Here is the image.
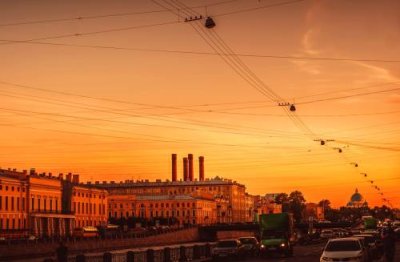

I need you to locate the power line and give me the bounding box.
[298,87,400,105]
[213,0,307,17]
[2,39,399,64]
[0,0,240,27]
[0,20,180,46]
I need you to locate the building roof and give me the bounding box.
[89,177,245,189]
[134,194,214,201]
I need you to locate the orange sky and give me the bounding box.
[0,0,399,208]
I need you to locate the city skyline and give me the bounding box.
[0,0,399,208]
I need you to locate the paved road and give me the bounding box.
[208,242,400,262]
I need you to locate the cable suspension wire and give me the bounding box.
[0,0,241,27]
[165,0,396,205]
[2,39,399,64]
[0,20,180,46]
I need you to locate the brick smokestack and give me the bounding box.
[199,156,205,181]
[183,157,188,181]
[171,154,177,182]
[66,173,72,182]
[188,154,194,181]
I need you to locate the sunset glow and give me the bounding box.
[1,0,399,208]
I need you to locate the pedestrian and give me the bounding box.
[381,223,396,262]
[56,241,68,262]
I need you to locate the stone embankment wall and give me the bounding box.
[0,228,199,261]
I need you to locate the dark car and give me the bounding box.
[239,237,259,257]
[212,239,246,260]
[355,233,384,260]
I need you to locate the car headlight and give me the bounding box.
[321,257,330,261]
[260,244,265,249]
[280,243,286,247]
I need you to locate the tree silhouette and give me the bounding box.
[288,191,306,223]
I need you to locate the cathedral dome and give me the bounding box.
[347,188,367,208]
[350,189,363,202]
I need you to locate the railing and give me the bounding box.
[59,243,216,262]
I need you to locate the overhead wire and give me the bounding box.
[164,0,397,205]
[1,39,399,64]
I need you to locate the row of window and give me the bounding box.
[0,196,26,211]
[109,202,197,209]
[0,185,26,192]
[31,197,59,212]
[75,219,104,228]
[0,217,27,230]
[110,208,197,219]
[72,202,106,215]
[73,191,106,199]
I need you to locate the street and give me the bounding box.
[207,242,400,262]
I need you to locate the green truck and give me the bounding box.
[363,216,378,229]
[259,213,295,257]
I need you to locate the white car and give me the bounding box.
[320,229,335,239]
[320,238,367,262]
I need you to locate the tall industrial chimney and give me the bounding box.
[188,154,194,181]
[171,154,177,182]
[183,157,189,181]
[199,156,205,181]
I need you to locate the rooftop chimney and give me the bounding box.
[171,154,177,182]
[72,174,79,184]
[188,154,194,181]
[66,173,72,182]
[183,157,189,181]
[199,156,205,181]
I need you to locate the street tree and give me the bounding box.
[288,190,306,223]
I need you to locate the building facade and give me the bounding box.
[108,192,217,226]
[62,174,108,229]
[0,168,108,239]
[0,170,28,238]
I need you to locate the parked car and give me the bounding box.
[354,234,383,260]
[212,239,246,260]
[353,236,372,262]
[320,229,335,239]
[239,236,259,257]
[320,238,367,262]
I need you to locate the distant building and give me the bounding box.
[92,154,249,223]
[0,168,108,239]
[108,191,217,225]
[62,174,108,229]
[254,194,282,218]
[346,188,368,208]
[303,203,324,221]
[0,168,74,239]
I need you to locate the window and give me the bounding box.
[5,196,8,210]
[50,199,53,211]
[22,198,25,211]
[44,199,47,211]
[11,186,14,191]
[16,197,19,211]
[38,198,41,211]
[0,196,2,210]
[31,198,34,211]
